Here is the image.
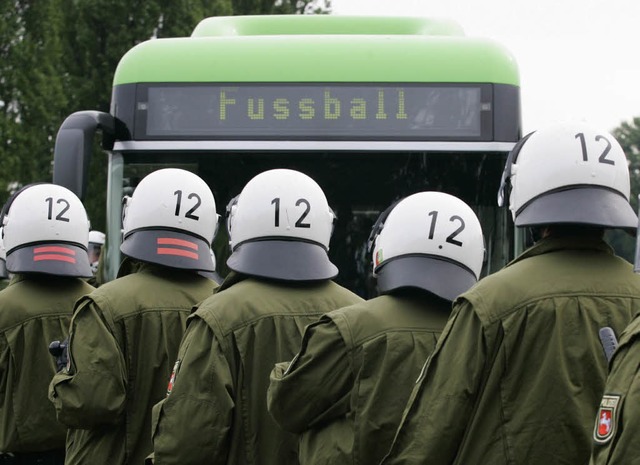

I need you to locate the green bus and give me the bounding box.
[52,15,522,297]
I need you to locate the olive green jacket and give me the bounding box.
[149,272,363,465]
[0,274,94,453]
[268,291,451,465]
[48,263,216,465]
[382,236,640,465]
[590,315,640,465]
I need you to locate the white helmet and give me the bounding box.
[121,169,218,271]
[226,169,337,281]
[369,192,484,301]
[0,228,7,279]
[0,183,92,277]
[88,230,105,274]
[89,230,105,246]
[498,122,636,232]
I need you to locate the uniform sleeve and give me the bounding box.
[382,301,496,465]
[151,316,235,465]
[267,316,353,433]
[589,335,640,465]
[48,296,127,428]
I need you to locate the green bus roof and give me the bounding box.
[192,15,465,37]
[113,16,519,86]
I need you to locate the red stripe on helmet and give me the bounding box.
[34,254,77,263]
[34,246,76,256]
[157,238,198,250]
[157,248,199,260]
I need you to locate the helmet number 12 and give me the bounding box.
[173,190,201,220]
[45,197,70,222]
[575,133,614,165]
[271,197,311,229]
[427,210,465,246]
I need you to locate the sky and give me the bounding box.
[331,0,640,133]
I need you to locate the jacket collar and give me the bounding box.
[217,271,248,292]
[508,236,614,268]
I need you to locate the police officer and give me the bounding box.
[149,169,363,465]
[589,315,640,464]
[381,122,640,465]
[86,230,105,287]
[267,192,485,465]
[49,169,219,465]
[88,230,105,272]
[0,184,95,464]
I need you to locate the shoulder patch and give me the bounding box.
[593,394,621,444]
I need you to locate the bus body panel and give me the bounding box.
[191,15,465,37]
[113,36,519,86]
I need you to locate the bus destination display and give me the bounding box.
[139,84,490,140]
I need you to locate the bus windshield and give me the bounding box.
[116,149,510,297]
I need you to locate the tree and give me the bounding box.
[605,117,640,262]
[613,117,640,208]
[0,0,70,206]
[232,0,330,14]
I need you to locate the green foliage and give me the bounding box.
[0,1,70,205]
[613,117,640,208]
[232,0,330,15]
[605,117,640,262]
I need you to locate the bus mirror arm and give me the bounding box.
[53,111,116,200]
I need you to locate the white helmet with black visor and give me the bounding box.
[368,191,484,300]
[497,122,637,232]
[1,183,92,277]
[120,168,218,272]
[226,169,337,281]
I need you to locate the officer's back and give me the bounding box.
[382,122,640,465]
[49,169,219,465]
[0,184,95,465]
[268,192,486,465]
[150,169,363,465]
